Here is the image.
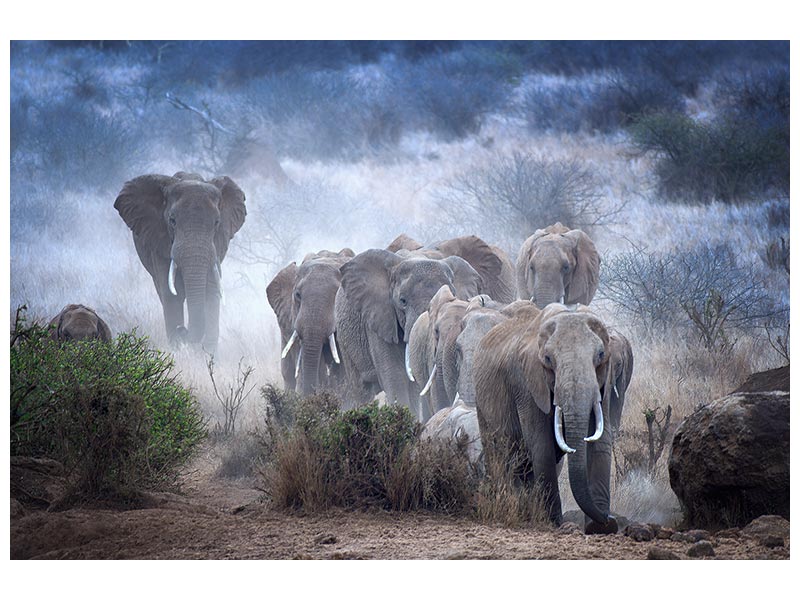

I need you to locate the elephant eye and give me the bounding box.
[543,354,552,367]
[294,291,301,302]
[214,218,220,229]
[561,263,570,273]
[168,215,176,227]
[598,350,605,362]
[399,297,407,308]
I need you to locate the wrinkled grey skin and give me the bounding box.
[474,303,633,533]
[408,286,468,421]
[516,223,600,308]
[266,249,354,395]
[48,304,112,342]
[387,234,517,304]
[334,249,481,417]
[115,172,246,355]
[453,304,509,407]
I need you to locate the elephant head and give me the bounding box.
[516,223,599,307]
[475,303,631,530]
[339,249,481,348]
[266,249,354,395]
[414,285,469,416]
[430,235,517,304]
[454,306,508,407]
[48,304,112,342]
[114,172,246,353]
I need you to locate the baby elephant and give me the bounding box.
[48,304,112,342]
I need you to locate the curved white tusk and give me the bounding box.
[584,390,604,442]
[168,259,178,296]
[214,263,225,306]
[329,332,340,364]
[405,343,415,382]
[554,405,576,454]
[419,364,437,396]
[613,384,619,398]
[559,295,565,304]
[281,330,298,359]
[295,350,302,379]
[452,391,461,407]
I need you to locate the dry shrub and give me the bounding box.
[386,438,473,513]
[473,450,550,528]
[215,431,265,480]
[263,432,334,511]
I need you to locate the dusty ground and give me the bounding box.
[10,447,790,560]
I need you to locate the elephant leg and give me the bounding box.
[161,292,186,345]
[202,287,220,356]
[281,350,297,392]
[584,410,617,534]
[529,412,562,525]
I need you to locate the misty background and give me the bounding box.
[10,40,790,523]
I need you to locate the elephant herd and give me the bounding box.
[267,221,634,534]
[47,171,634,534]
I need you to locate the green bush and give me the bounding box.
[629,109,789,203]
[10,308,206,498]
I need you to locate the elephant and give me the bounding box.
[408,286,470,420]
[516,222,600,307]
[421,397,484,468]
[48,304,112,342]
[386,234,517,304]
[474,302,633,533]
[334,248,482,417]
[114,172,246,354]
[266,248,354,395]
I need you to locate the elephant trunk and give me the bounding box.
[558,380,608,526]
[299,337,323,396]
[183,264,210,344]
[532,273,566,308]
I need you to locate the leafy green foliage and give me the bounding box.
[261,389,475,514]
[10,307,206,497]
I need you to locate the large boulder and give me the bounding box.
[668,391,789,527]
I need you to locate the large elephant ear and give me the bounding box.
[434,235,502,295]
[210,176,247,261]
[564,229,600,305]
[266,262,298,336]
[443,256,481,300]
[47,306,69,340]
[519,308,559,414]
[114,174,176,259]
[340,249,404,344]
[516,234,537,299]
[606,330,634,430]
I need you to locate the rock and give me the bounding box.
[313,533,337,545]
[687,541,716,558]
[585,516,618,535]
[761,535,784,548]
[557,522,582,535]
[648,547,680,560]
[656,527,676,540]
[715,528,741,539]
[624,523,654,542]
[732,365,789,394]
[741,515,790,540]
[10,498,26,520]
[669,391,789,527]
[444,550,468,559]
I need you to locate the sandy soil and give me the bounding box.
[10,449,789,560]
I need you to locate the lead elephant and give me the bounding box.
[48,304,112,342]
[474,303,633,533]
[334,249,482,416]
[266,248,354,395]
[516,223,600,307]
[114,172,246,354]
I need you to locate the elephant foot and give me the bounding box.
[585,515,618,535]
[170,326,189,347]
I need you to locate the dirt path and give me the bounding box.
[10,449,790,560]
